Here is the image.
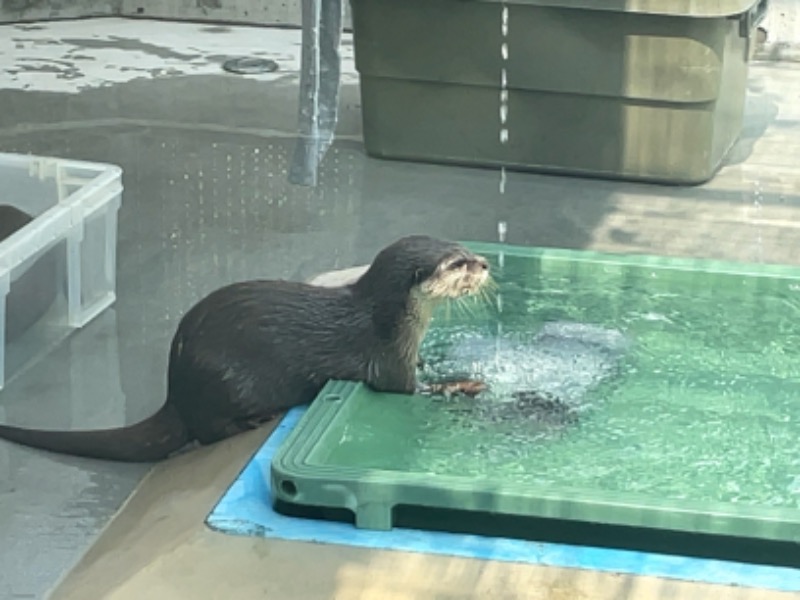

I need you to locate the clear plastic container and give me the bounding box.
[0,152,123,389]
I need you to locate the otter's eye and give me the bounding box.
[448,259,468,270]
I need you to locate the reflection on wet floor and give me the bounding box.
[2,18,800,600]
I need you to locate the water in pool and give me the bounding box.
[312,250,800,510]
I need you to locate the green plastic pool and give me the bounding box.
[271,242,800,546]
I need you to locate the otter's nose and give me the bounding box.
[472,256,490,272]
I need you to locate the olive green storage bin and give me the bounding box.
[350,0,767,185]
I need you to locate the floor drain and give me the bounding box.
[222,57,279,75]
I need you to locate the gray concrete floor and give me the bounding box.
[1,17,800,600]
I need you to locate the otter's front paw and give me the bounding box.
[453,380,488,397]
[426,380,487,398]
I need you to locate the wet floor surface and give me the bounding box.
[1,17,800,600]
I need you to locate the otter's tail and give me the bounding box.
[0,404,189,462]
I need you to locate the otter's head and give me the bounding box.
[414,241,490,301]
[356,235,489,304]
[354,236,490,389]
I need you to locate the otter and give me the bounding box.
[0,235,490,462]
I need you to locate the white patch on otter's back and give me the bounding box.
[307,265,369,287]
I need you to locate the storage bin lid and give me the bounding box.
[487,0,762,18]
